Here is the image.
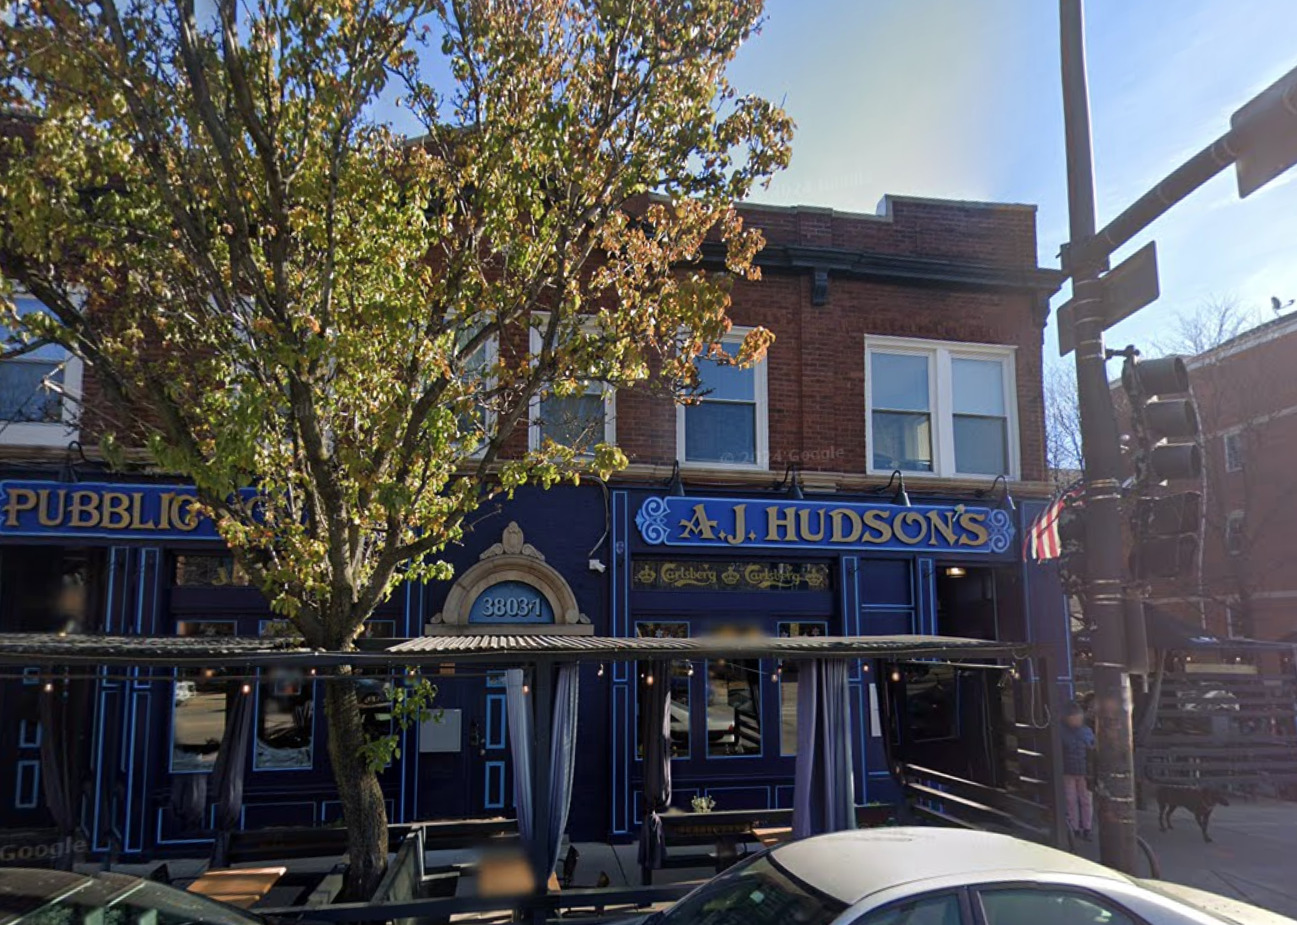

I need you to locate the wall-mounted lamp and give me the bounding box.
[977,474,1016,512]
[877,469,911,507]
[777,463,805,500]
[666,461,685,498]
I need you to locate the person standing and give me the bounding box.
[1061,701,1096,840]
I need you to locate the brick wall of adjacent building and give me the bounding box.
[1133,314,1297,642]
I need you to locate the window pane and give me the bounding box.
[697,342,755,402]
[863,894,963,925]
[172,621,236,772]
[871,352,930,412]
[953,415,1008,475]
[872,410,933,472]
[0,361,63,422]
[636,623,690,759]
[10,296,70,361]
[685,401,756,464]
[979,889,1135,925]
[707,659,760,756]
[952,357,1006,416]
[256,671,314,770]
[539,392,605,448]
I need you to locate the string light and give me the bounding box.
[43,682,53,693]
[687,663,695,677]
[523,684,530,694]
[597,663,605,677]
[890,670,901,683]
[241,683,252,694]
[645,674,655,686]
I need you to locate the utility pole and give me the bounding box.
[1056,0,1297,874]
[1058,0,1138,873]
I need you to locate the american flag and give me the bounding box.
[1026,480,1085,562]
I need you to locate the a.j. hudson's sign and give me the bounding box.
[634,495,1015,555]
[0,481,222,541]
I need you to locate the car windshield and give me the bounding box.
[655,853,847,925]
[6,872,262,925]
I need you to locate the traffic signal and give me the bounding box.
[1121,354,1202,581]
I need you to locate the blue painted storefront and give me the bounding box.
[0,473,1069,853]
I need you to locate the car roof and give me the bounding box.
[769,828,1129,904]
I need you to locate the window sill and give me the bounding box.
[679,460,768,473]
[0,422,79,448]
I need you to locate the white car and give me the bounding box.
[636,827,1295,925]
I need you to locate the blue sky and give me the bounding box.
[723,0,1297,362]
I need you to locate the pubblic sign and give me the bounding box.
[0,481,221,541]
[635,496,1014,555]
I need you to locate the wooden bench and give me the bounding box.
[187,866,286,909]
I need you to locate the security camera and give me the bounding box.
[588,558,606,573]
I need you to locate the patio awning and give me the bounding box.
[0,632,1030,671]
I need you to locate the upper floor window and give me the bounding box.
[1223,430,1244,473]
[455,325,496,458]
[1225,510,1245,556]
[866,336,1018,479]
[528,321,614,454]
[0,294,83,447]
[677,328,768,469]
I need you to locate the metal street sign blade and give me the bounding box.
[1056,242,1157,357]
[1057,299,1076,357]
[1100,241,1160,330]
[1233,63,1297,199]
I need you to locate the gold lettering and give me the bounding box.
[861,508,894,544]
[894,511,927,545]
[765,506,798,542]
[727,504,748,545]
[159,493,173,531]
[171,496,199,532]
[130,493,156,530]
[958,511,990,546]
[36,489,65,527]
[927,510,959,547]
[4,488,38,527]
[68,491,101,528]
[679,504,719,541]
[101,492,132,530]
[797,508,826,541]
[829,509,862,543]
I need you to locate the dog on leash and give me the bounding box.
[1157,785,1230,843]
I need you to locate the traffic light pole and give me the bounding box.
[1059,0,1139,873]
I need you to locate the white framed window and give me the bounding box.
[455,326,497,458]
[0,294,82,447]
[1223,430,1244,473]
[1225,510,1245,556]
[865,336,1018,479]
[527,319,615,454]
[676,327,768,469]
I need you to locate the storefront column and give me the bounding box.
[610,491,632,836]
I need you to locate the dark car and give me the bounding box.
[0,868,266,925]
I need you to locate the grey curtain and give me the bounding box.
[505,669,534,844]
[543,664,580,877]
[210,681,254,867]
[793,659,856,839]
[38,678,93,870]
[637,659,672,871]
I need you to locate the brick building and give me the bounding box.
[0,194,1068,854]
[1140,311,1297,643]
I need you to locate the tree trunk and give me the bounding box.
[324,669,389,900]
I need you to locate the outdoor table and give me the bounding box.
[186,866,287,908]
[751,826,793,848]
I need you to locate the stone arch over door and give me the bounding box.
[431,522,591,632]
